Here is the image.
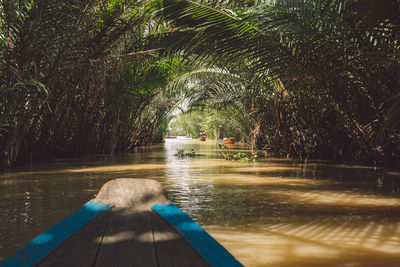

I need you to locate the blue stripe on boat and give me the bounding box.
[152,204,243,267]
[0,201,112,267]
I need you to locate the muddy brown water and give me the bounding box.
[1,138,400,266]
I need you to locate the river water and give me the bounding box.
[1,138,400,266]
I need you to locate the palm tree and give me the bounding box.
[166,65,276,148]
[0,0,184,169]
[152,0,400,165]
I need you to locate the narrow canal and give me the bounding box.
[1,138,400,266]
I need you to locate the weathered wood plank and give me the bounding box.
[150,212,209,267]
[37,210,111,267]
[152,204,243,267]
[0,201,111,267]
[94,208,157,267]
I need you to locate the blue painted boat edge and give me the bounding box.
[0,200,112,267]
[152,204,243,267]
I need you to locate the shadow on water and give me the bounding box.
[0,139,400,266]
[1,188,212,267]
[5,193,400,267]
[207,217,400,267]
[5,185,400,267]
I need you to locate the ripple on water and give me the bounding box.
[0,139,399,265]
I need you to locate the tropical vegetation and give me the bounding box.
[154,0,400,167]
[0,0,183,169]
[1,0,399,169]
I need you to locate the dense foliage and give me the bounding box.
[0,0,399,169]
[168,108,245,140]
[0,0,183,169]
[153,0,400,167]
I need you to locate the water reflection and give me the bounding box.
[0,138,399,266]
[164,138,215,214]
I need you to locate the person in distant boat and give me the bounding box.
[199,132,206,141]
[219,125,224,140]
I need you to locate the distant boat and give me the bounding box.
[225,138,235,144]
[166,136,177,139]
[218,137,235,144]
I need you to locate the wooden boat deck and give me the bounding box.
[36,207,209,267]
[1,179,242,267]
